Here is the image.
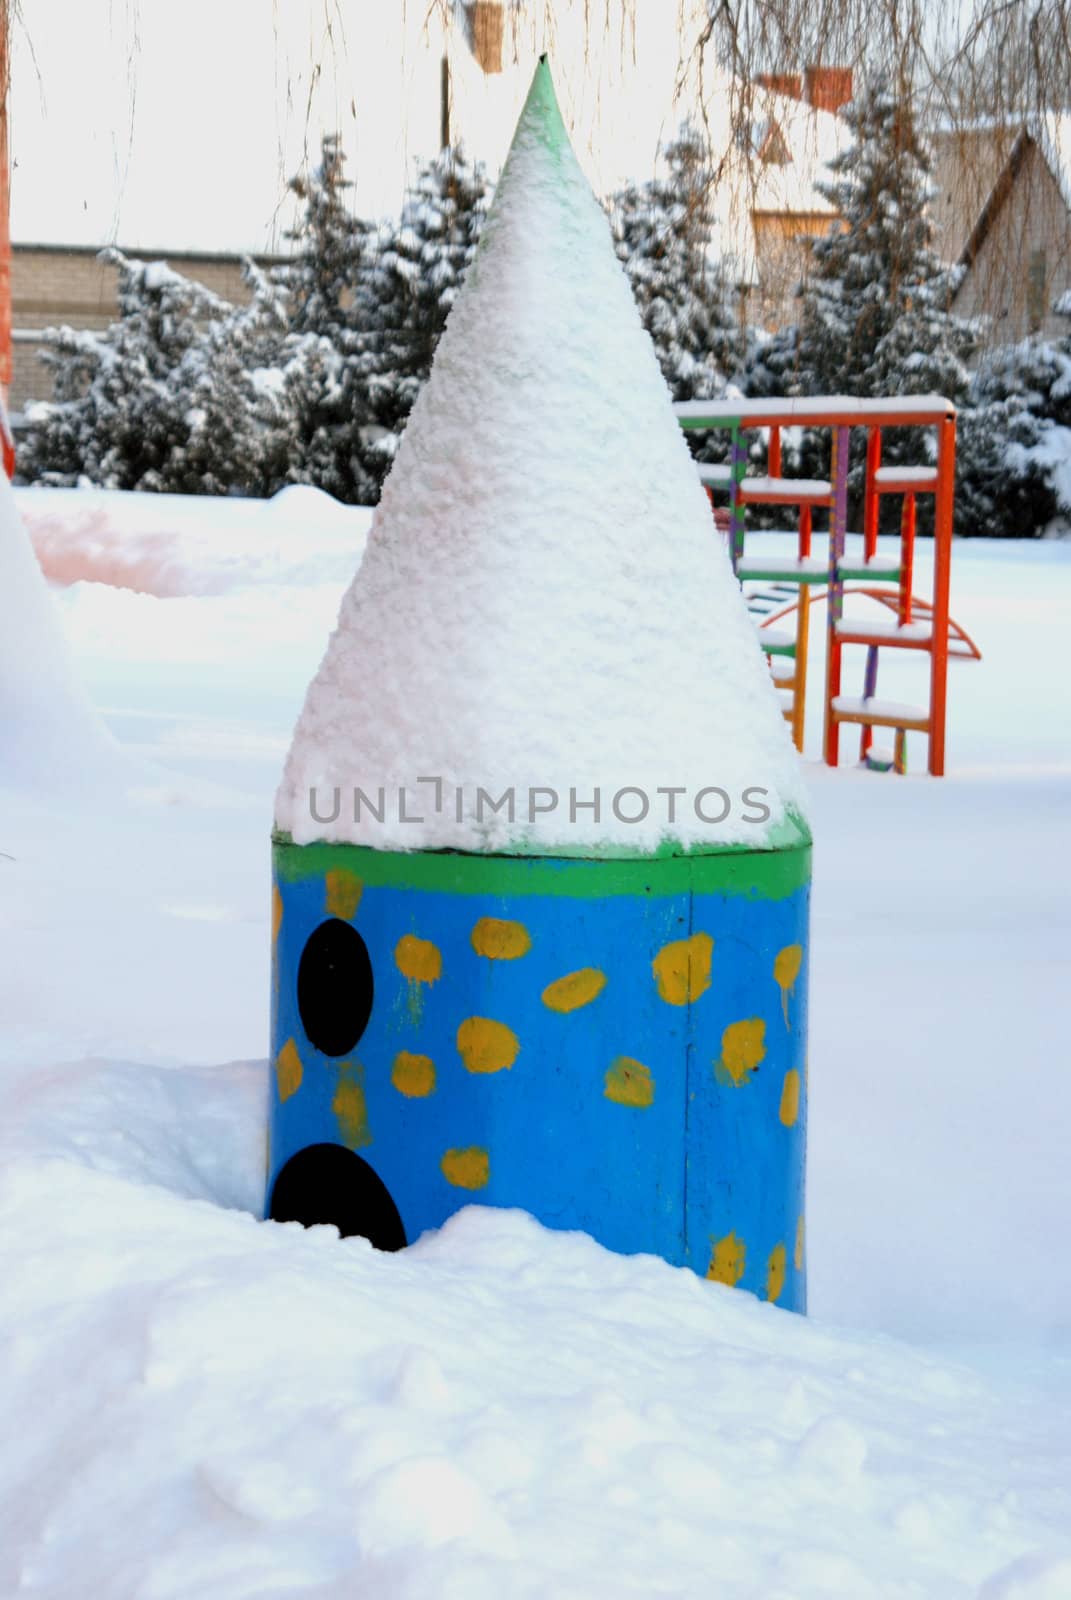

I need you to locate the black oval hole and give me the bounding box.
[269,1143,407,1251]
[297,917,373,1057]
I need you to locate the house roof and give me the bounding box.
[955,127,1033,269]
[932,113,1071,272]
[691,77,850,286]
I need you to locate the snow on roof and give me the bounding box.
[673,71,851,288]
[275,60,804,857]
[948,109,1071,221]
[1036,110,1071,219]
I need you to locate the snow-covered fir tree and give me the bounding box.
[19,251,291,495]
[169,260,293,497]
[18,138,488,505]
[364,146,491,473]
[956,335,1071,536]
[797,73,973,407]
[17,324,110,487]
[611,125,740,404]
[747,74,975,515]
[276,134,383,505]
[743,322,800,401]
[19,252,230,490]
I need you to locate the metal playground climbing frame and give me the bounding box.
[675,395,980,777]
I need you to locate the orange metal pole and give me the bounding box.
[0,0,10,398]
[928,416,956,777]
[900,493,916,625]
[792,586,809,753]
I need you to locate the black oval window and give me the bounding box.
[269,1143,406,1251]
[297,918,373,1057]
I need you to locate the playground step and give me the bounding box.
[696,463,735,489]
[835,617,934,649]
[864,744,898,769]
[739,476,832,505]
[831,695,930,732]
[836,555,901,580]
[874,465,939,492]
[738,556,827,582]
[745,585,799,615]
[759,629,796,657]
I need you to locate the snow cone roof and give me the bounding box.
[275,59,805,856]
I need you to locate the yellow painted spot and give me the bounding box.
[325,868,363,921]
[706,1231,746,1287]
[394,934,442,984]
[779,1068,801,1127]
[456,1016,519,1075]
[271,884,283,946]
[333,1071,372,1149]
[774,943,803,1027]
[653,931,713,1006]
[766,1242,787,1304]
[542,967,607,1013]
[604,1056,655,1108]
[441,1147,490,1190]
[714,1018,767,1087]
[794,1215,805,1273]
[392,1051,436,1098]
[471,917,531,960]
[274,1038,303,1103]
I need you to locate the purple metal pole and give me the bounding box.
[728,427,748,574]
[823,424,851,767]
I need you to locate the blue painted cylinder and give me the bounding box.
[268,829,810,1310]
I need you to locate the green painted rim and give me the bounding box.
[275,806,809,862]
[679,414,742,432]
[273,834,811,901]
[739,568,829,586]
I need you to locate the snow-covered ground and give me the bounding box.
[2,487,1070,1597]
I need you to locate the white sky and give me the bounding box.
[10,1,707,255]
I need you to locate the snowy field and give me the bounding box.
[2,486,1070,1597]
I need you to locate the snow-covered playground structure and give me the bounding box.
[268,60,811,1308]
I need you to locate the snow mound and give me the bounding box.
[18,484,370,599]
[276,60,803,854]
[0,474,127,795]
[0,1052,1066,1598]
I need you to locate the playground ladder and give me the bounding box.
[680,398,965,776]
[825,414,958,774]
